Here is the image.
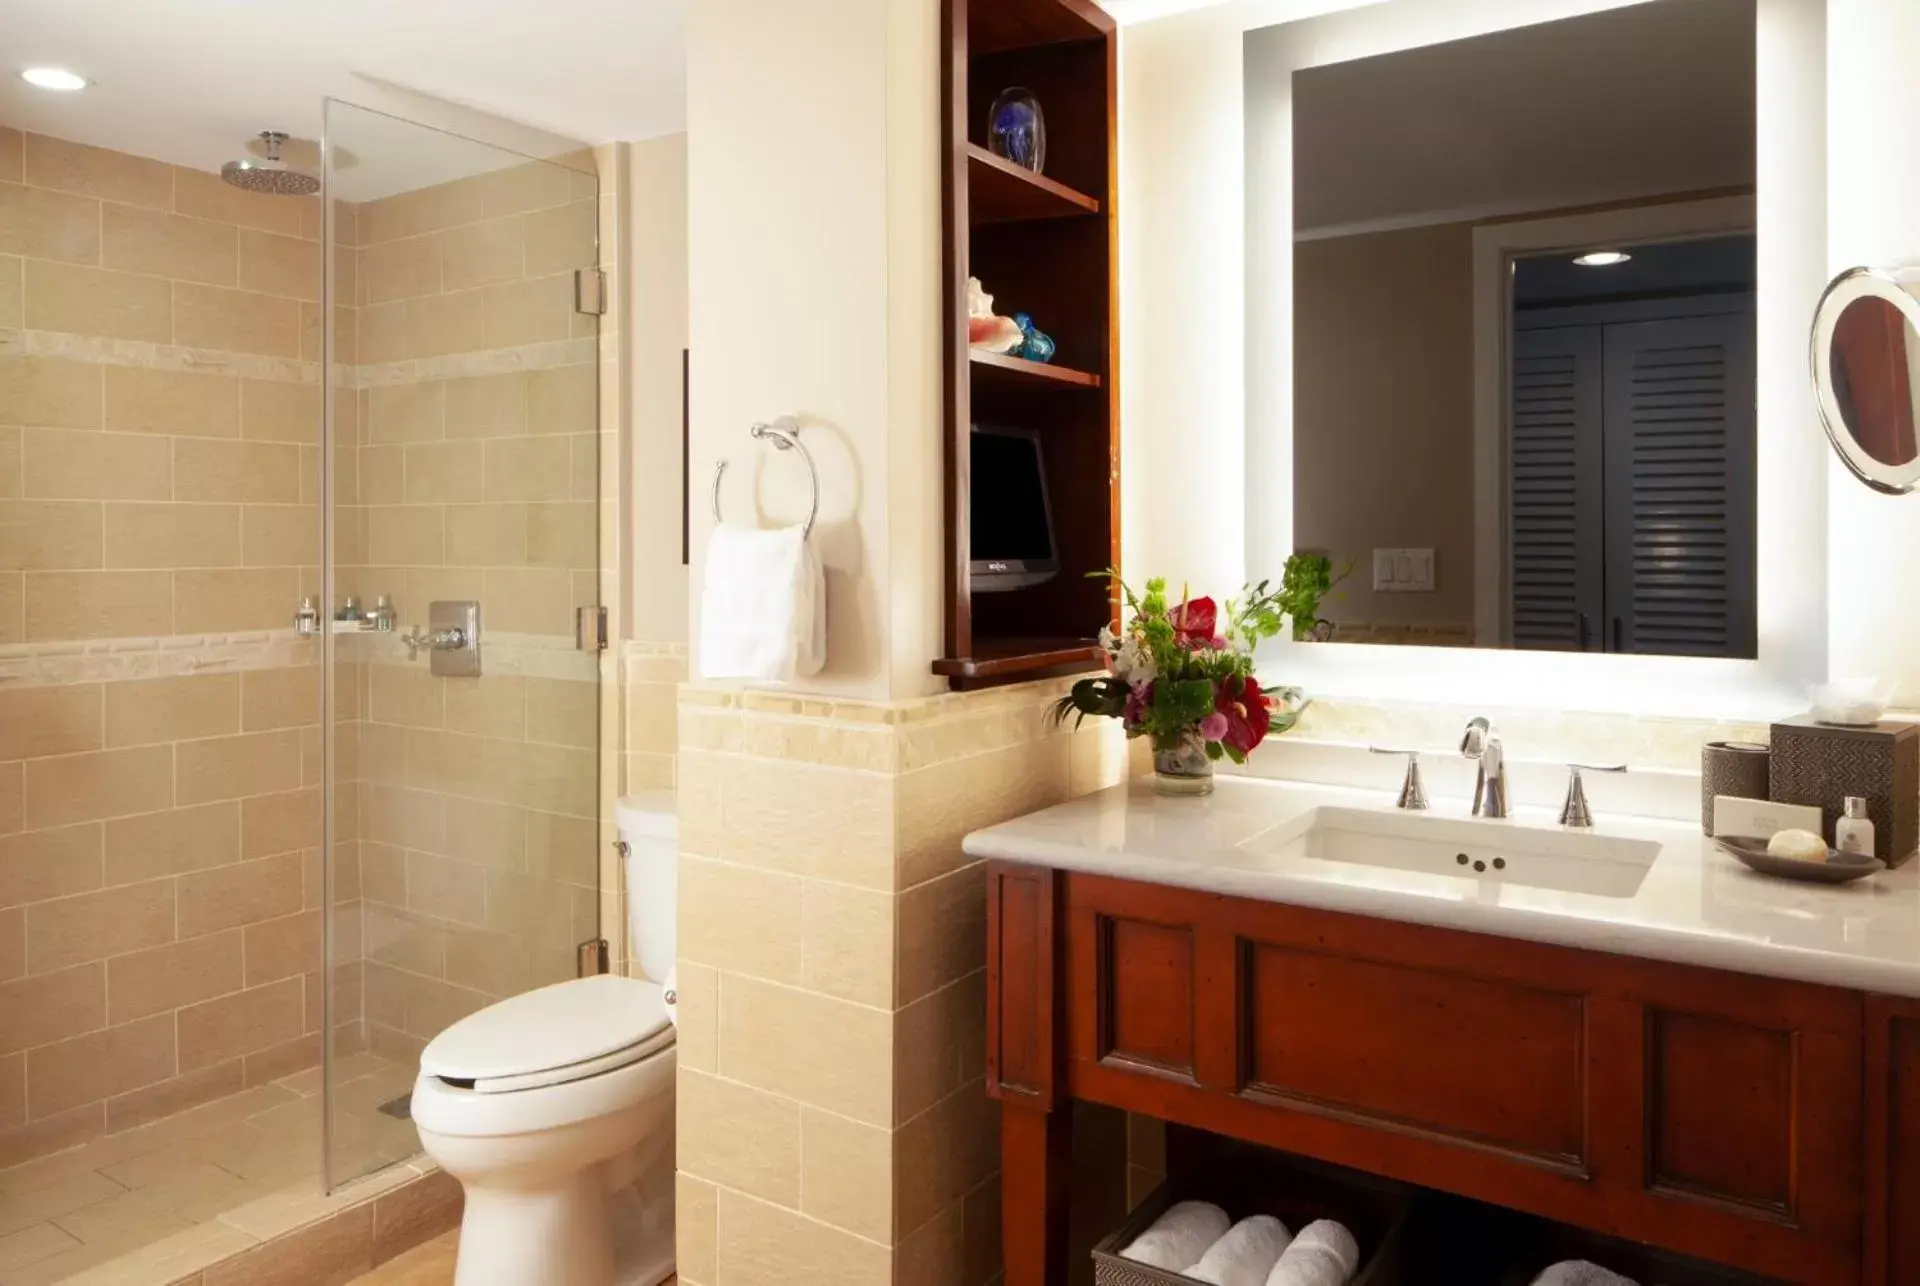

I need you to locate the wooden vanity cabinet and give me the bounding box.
[986,862,1920,1286]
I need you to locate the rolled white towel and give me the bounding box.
[1120,1200,1232,1272]
[1263,1219,1359,1286]
[1190,1215,1293,1286]
[1530,1262,1639,1286]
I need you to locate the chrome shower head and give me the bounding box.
[221,131,319,197]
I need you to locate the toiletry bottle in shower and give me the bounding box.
[1836,796,1875,857]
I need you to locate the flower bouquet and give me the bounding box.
[1049,573,1306,795]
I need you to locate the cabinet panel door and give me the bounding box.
[1868,994,1920,1286]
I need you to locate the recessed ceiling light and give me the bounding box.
[1574,250,1632,268]
[21,67,88,92]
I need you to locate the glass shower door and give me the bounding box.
[320,100,603,1187]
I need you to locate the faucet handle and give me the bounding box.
[1559,762,1627,829]
[1369,747,1429,811]
[1460,717,1494,759]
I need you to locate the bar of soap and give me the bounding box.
[1766,828,1829,862]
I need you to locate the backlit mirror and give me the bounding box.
[1276,0,1759,658]
[1812,266,1920,495]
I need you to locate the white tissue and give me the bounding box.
[1263,1219,1359,1286]
[1530,1261,1640,1286]
[1120,1201,1231,1272]
[1189,1215,1293,1286]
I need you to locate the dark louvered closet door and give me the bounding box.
[1601,310,1757,657]
[1509,326,1606,650]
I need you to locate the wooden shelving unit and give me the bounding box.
[936,0,1119,689]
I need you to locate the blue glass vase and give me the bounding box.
[988,88,1046,174]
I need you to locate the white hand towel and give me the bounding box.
[1190,1215,1293,1286]
[698,522,826,682]
[1263,1219,1359,1286]
[1120,1200,1231,1272]
[1530,1262,1639,1286]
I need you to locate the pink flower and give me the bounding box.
[1172,597,1217,647]
[1198,712,1229,742]
[1123,682,1153,728]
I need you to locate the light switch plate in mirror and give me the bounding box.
[429,599,481,677]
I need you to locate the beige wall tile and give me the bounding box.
[26,878,174,972]
[524,202,597,278]
[526,365,597,436]
[480,274,571,349]
[0,182,101,264]
[240,790,317,861]
[367,505,445,565]
[105,801,239,884]
[0,962,104,1056]
[0,823,103,909]
[482,567,573,635]
[365,904,447,977]
[715,1186,891,1286]
[361,179,486,246]
[242,667,319,731]
[238,230,319,301]
[524,810,595,886]
[0,764,20,836]
[483,436,572,502]
[0,256,20,330]
[514,741,595,816]
[445,503,527,566]
[23,428,169,501]
[173,438,300,503]
[0,429,15,500]
[104,675,239,748]
[0,1100,105,1167]
[176,853,302,939]
[1,498,103,570]
[441,217,523,290]
[361,234,442,304]
[719,974,892,1126]
[525,501,595,569]
[369,382,445,444]
[23,745,173,828]
[894,1081,999,1241]
[358,444,403,505]
[895,1202,964,1286]
[802,1106,894,1243]
[802,882,895,1009]
[370,1170,463,1265]
[0,908,18,982]
[405,851,487,926]
[676,1173,718,1285]
[177,976,303,1071]
[199,1193,373,1286]
[243,910,320,986]
[0,358,100,431]
[441,674,522,739]
[26,135,171,208]
[444,374,526,439]
[242,504,318,567]
[173,167,309,238]
[672,963,718,1074]
[24,1013,174,1120]
[897,739,1071,890]
[442,923,530,995]
[443,799,523,872]
[626,682,678,756]
[896,863,985,1007]
[524,677,596,748]
[101,204,237,285]
[104,1054,243,1133]
[239,379,318,444]
[679,1071,804,1212]
[174,282,300,357]
[104,366,240,438]
[368,665,444,731]
[678,857,803,984]
[0,129,20,184]
[359,300,408,364]
[176,729,301,806]
[25,261,172,342]
[476,160,574,219]
[408,291,487,359]
[404,441,483,503]
[105,929,242,1024]
[0,573,23,645]
[710,756,895,890]
[174,567,300,633]
[894,972,987,1128]
[0,683,101,762]
[102,501,241,569]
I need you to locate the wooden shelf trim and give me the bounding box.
[932,639,1105,682]
[969,349,1102,389]
[967,144,1100,223]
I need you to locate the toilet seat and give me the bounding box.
[421,974,674,1094]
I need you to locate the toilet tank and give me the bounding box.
[615,791,677,984]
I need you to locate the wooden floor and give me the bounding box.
[347,1232,676,1285]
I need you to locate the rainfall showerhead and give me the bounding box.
[221,131,320,197]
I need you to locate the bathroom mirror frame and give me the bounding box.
[1229,0,1830,719]
[1810,264,1920,495]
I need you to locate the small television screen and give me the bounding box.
[970,424,1059,592]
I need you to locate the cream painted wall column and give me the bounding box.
[686,0,943,702]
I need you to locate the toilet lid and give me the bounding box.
[420,975,672,1087]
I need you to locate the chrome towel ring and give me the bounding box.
[710,417,819,539]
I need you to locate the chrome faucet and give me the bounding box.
[1461,717,1510,819]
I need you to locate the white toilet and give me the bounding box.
[412,792,679,1286]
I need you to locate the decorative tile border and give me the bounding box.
[0,630,317,687]
[347,627,596,682]
[345,336,598,389]
[0,328,316,385]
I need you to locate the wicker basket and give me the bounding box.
[1091,1155,1410,1286]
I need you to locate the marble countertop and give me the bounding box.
[962,775,1920,998]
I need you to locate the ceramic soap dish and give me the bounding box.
[1715,835,1885,885]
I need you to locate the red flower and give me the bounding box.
[1172,597,1217,647]
[1215,675,1273,753]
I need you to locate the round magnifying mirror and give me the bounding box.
[1811,266,1920,494]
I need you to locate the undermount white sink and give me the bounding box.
[1240,805,1662,898]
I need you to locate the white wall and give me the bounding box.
[626,133,690,645]
[685,0,943,701]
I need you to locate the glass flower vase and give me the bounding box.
[1152,729,1214,797]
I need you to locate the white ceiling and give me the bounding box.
[0,0,685,189]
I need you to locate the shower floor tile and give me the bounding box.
[0,1054,422,1285]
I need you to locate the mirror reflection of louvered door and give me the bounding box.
[1509,299,1756,657]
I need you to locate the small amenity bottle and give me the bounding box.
[1836,796,1876,857]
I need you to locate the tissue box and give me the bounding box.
[1768,715,1918,866]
